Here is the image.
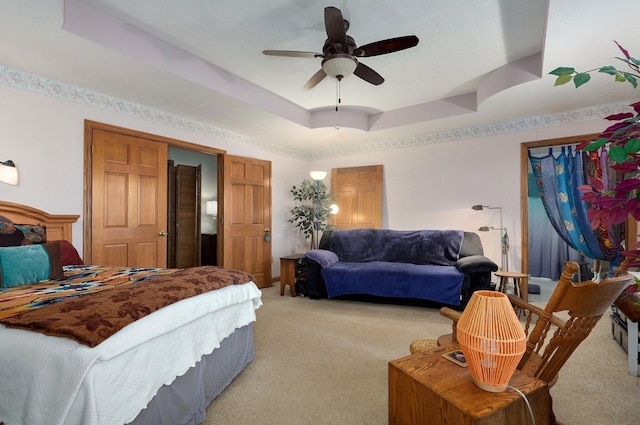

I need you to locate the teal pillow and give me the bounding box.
[0,242,64,288]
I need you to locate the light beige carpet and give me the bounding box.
[205,286,640,425]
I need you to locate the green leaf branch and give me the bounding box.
[550,41,640,88]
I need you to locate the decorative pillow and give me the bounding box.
[57,239,84,266]
[0,222,47,247]
[304,249,339,269]
[0,241,64,288]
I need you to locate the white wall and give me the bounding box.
[0,81,613,277]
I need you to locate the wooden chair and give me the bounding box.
[413,261,634,424]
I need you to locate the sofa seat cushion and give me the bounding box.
[321,261,465,306]
[329,229,463,265]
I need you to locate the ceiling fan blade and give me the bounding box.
[262,50,322,58]
[304,68,327,89]
[353,35,419,57]
[324,6,346,46]
[354,62,384,85]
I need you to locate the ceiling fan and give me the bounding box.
[262,6,419,89]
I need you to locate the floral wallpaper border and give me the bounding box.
[0,65,632,161]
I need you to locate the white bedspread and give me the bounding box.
[0,281,262,425]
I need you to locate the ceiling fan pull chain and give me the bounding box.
[335,79,341,130]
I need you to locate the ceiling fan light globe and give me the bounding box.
[322,54,357,79]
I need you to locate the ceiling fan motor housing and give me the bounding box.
[321,35,358,79]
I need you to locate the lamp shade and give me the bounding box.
[321,54,357,79]
[456,290,526,392]
[205,200,218,216]
[309,171,327,181]
[0,160,18,186]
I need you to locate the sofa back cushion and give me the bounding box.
[329,229,463,266]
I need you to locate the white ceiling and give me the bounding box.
[1,0,639,158]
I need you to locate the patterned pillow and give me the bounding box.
[0,241,64,288]
[0,222,47,246]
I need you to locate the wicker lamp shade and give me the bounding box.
[457,290,526,392]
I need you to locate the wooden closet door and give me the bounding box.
[90,128,168,267]
[331,165,383,229]
[174,164,201,268]
[222,155,272,288]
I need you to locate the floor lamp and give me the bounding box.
[473,205,509,271]
[478,226,509,271]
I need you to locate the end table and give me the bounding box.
[495,271,529,303]
[280,254,305,296]
[389,345,549,425]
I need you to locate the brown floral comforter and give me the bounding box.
[0,265,254,347]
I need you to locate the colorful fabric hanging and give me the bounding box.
[529,146,623,262]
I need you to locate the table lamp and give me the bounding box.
[456,290,526,392]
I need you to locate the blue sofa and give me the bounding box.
[302,228,498,307]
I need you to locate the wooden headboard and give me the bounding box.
[0,201,79,242]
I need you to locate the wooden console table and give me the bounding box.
[389,345,549,425]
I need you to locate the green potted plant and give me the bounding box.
[288,178,335,250]
[549,41,640,290]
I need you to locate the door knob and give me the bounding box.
[158,231,169,236]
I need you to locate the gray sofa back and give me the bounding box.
[459,231,484,257]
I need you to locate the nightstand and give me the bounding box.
[201,233,217,266]
[280,254,306,296]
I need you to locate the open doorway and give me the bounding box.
[520,134,636,282]
[168,147,218,267]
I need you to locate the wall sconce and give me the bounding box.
[329,203,339,227]
[473,204,508,271]
[206,200,218,233]
[310,171,327,249]
[0,160,18,186]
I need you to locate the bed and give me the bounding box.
[0,201,262,425]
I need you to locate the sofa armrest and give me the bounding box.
[304,249,339,269]
[300,256,329,299]
[456,255,498,274]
